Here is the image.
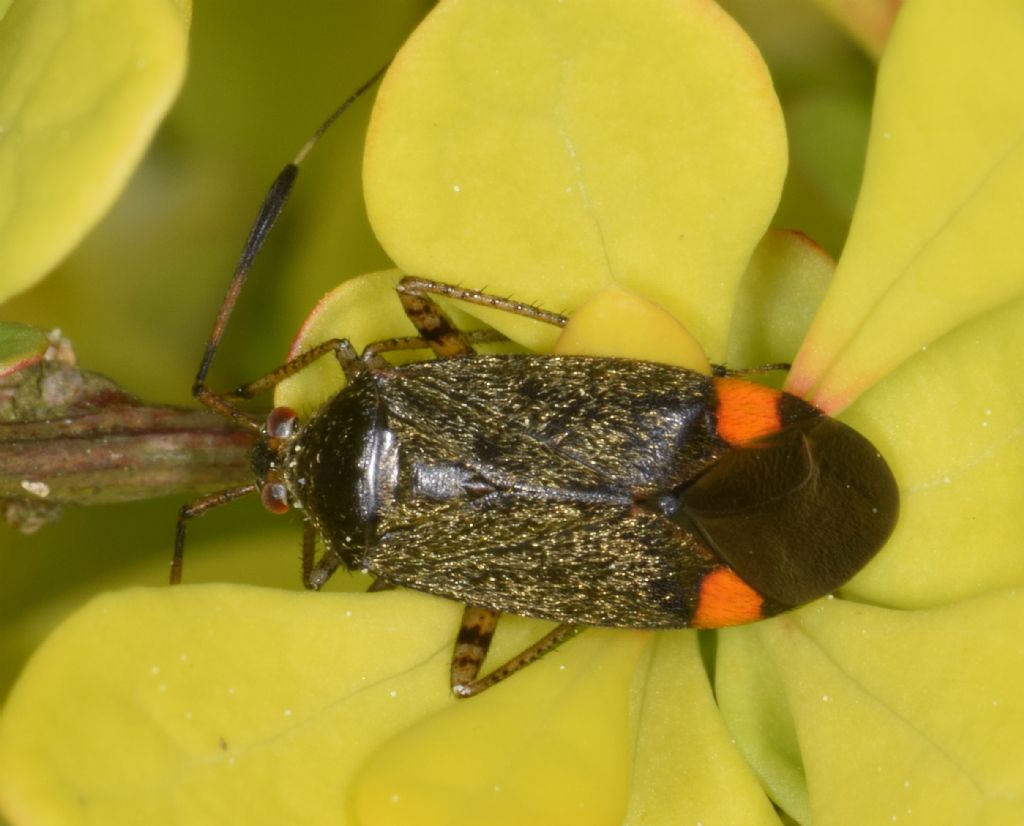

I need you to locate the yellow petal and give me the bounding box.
[758,594,1024,824]
[624,632,782,826]
[274,269,517,414]
[839,295,1024,608]
[275,270,408,414]
[716,625,810,822]
[554,285,711,374]
[726,229,835,370]
[0,0,189,302]
[0,587,456,824]
[788,0,1024,412]
[0,586,649,824]
[353,628,648,826]
[364,0,786,359]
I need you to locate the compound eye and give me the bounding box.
[266,406,298,439]
[260,482,289,515]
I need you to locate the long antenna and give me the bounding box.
[190,64,390,427]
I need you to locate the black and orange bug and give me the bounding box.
[174,69,899,698]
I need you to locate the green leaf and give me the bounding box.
[0,0,190,303]
[803,0,899,59]
[0,321,49,377]
[788,0,1024,413]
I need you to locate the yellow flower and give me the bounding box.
[2,1,1023,824]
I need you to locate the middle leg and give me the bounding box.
[396,276,568,359]
[450,605,584,698]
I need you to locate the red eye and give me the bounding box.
[266,406,298,439]
[260,482,289,514]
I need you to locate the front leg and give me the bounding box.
[301,522,345,590]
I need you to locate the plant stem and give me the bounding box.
[1,360,254,533]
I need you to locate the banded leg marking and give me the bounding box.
[450,607,584,698]
[451,605,500,694]
[396,276,568,360]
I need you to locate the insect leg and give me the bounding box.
[362,328,508,360]
[301,522,316,587]
[392,282,477,357]
[450,605,501,694]
[232,328,508,398]
[298,522,356,591]
[712,362,792,377]
[232,338,361,399]
[304,544,344,590]
[171,68,387,579]
[396,277,568,358]
[172,484,258,584]
[452,615,583,698]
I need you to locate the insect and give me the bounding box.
[174,70,900,698]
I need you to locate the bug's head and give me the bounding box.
[251,405,301,515]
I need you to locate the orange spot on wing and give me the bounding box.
[714,377,782,445]
[692,567,764,629]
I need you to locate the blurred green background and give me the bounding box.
[0,0,874,699]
